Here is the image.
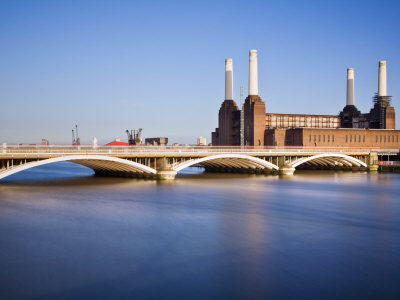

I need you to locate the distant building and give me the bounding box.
[41,139,49,146]
[145,137,168,146]
[197,136,207,145]
[212,51,398,148]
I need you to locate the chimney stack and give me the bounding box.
[346,68,355,106]
[378,60,387,97]
[249,50,258,95]
[225,59,233,100]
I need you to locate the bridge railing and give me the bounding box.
[0,144,392,156]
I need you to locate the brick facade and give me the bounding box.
[266,113,340,129]
[212,100,240,145]
[266,128,400,148]
[244,95,266,146]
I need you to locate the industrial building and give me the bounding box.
[145,137,168,146]
[212,51,398,147]
[197,136,207,145]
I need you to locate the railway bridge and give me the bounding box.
[0,145,390,180]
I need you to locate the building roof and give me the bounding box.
[106,140,130,146]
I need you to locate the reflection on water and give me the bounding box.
[0,162,400,299]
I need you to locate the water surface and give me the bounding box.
[0,163,399,299]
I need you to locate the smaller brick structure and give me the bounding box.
[265,128,400,148]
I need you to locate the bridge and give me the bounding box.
[0,144,389,180]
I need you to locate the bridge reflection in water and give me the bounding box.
[0,145,386,180]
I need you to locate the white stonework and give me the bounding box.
[249,50,258,95]
[346,68,355,106]
[225,58,234,100]
[378,60,387,96]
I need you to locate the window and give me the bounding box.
[350,135,352,142]
[323,135,325,142]
[363,136,365,143]
[346,135,348,143]
[380,136,382,143]
[318,135,321,142]
[332,135,335,142]
[309,135,311,142]
[359,135,361,142]
[384,136,386,143]
[314,135,316,142]
[376,136,378,142]
[328,135,330,142]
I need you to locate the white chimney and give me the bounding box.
[346,68,354,106]
[92,137,98,149]
[378,60,387,97]
[249,50,258,95]
[225,58,233,100]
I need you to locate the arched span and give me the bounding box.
[289,153,367,168]
[173,154,279,172]
[0,155,156,180]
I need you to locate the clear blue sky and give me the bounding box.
[1,0,399,144]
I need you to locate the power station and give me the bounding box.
[212,51,398,147]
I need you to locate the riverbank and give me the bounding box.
[380,165,400,173]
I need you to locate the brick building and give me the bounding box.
[212,51,398,148]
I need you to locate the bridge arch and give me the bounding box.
[0,155,156,180]
[173,154,279,172]
[289,153,367,169]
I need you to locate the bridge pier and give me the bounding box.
[278,165,295,175]
[156,169,177,180]
[367,165,379,172]
[155,157,177,179]
[277,156,295,175]
[367,152,379,172]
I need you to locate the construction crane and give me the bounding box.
[126,128,142,145]
[72,124,81,145]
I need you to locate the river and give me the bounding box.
[0,162,399,299]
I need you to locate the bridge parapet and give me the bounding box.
[0,145,382,157]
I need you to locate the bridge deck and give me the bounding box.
[0,145,387,159]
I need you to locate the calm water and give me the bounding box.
[0,163,400,299]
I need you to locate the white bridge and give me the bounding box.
[0,145,387,180]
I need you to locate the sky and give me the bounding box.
[1,0,399,145]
